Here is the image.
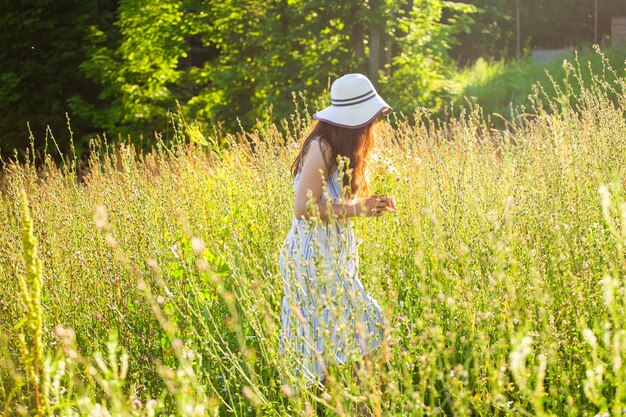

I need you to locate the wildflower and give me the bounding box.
[598,185,610,210]
[281,384,294,397]
[147,259,159,271]
[104,233,118,249]
[196,259,209,271]
[582,328,597,349]
[93,205,109,231]
[191,237,205,255]
[601,275,614,306]
[509,336,533,390]
[242,386,262,407]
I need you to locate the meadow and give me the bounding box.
[453,45,626,121]
[1,52,626,416]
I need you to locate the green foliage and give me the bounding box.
[71,0,190,139]
[59,0,478,144]
[3,0,626,157]
[379,0,477,115]
[0,0,115,155]
[454,45,626,120]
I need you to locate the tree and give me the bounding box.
[1,0,476,153]
[70,0,192,142]
[379,0,477,114]
[0,0,116,156]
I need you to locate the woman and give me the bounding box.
[278,73,396,396]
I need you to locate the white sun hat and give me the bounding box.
[313,73,392,128]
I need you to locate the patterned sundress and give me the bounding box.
[278,167,386,388]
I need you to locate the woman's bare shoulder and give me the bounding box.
[306,136,332,161]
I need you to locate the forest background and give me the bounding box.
[2,0,626,157]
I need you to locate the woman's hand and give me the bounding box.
[361,195,396,217]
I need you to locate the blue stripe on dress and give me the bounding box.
[279,168,385,389]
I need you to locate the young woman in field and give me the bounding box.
[278,73,395,413]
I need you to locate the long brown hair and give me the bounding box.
[291,120,376,197]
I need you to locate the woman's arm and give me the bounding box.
[320,195,396,220]
[293,141,395,221]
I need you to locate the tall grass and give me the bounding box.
[1,52,626,416]
[454,45,626,122]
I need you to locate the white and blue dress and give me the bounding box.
[278,166,386,387]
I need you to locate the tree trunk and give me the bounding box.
[352,22,365,60]
[390,0,413,76]
[369,23,382,84]
[351,3,366,74]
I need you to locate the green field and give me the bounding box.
[453,45,626,121]
[2,57,626,416]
